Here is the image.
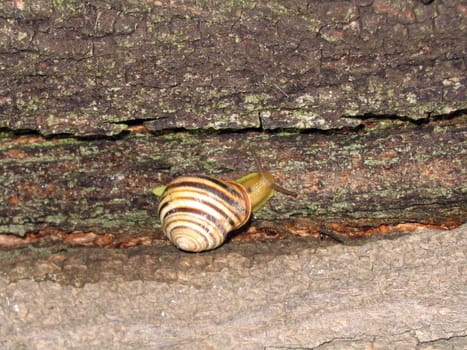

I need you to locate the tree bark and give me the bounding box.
[1,0,465,135]
[0,226,466,348]
[0,0,465,242]
[1,117,465,239]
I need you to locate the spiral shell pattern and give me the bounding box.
[158,175,252,252]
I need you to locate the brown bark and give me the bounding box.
[0,0,465,135]
[0,0,465,243]
[1,117,465,240]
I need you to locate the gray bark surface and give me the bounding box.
[0,224,465,349]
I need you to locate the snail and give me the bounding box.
[153,152,295,252]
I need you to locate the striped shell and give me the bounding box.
[158,175,252,252]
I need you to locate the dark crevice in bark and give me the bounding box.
[0,0,465,243]
[351,109,467,125]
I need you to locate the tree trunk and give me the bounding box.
[0,226,466,348]
[0,0,465,245]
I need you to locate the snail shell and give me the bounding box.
[157,175,252,252]
[155,152,295,252]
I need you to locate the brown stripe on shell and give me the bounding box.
[164,175,245,210]
[162,207,228,234]
[161,209,226,252]
[159,176,248,225]
[157,176,252,252]
[159,194,237,227]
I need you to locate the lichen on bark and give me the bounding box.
[0,0,465,240]
[0,0,466,135]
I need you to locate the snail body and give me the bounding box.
[154,153,294,252]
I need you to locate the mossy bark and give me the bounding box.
[1,116,465,237]
[0,0,465,135]
[0,0,465,239]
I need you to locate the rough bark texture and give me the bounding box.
[0,0,466,242]
[0,225,465,349]
[0,2,466,346]
[1,117,465,238]
[0,0,466,135]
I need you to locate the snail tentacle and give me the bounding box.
[155,152,295,252]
